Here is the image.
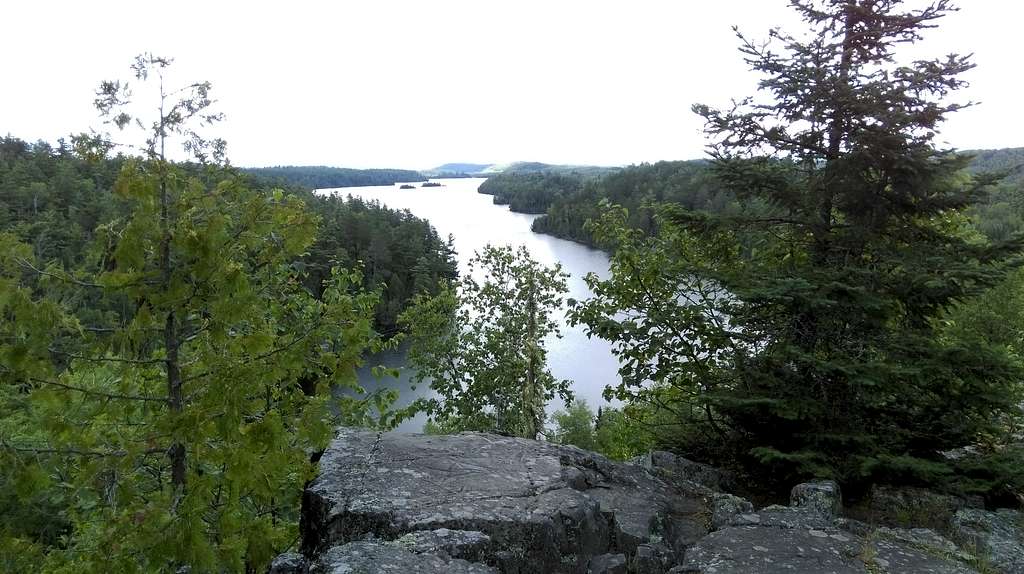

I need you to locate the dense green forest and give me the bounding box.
[241,165,426,189]
[0,53,459,571]
[526,154,1024,247]
[966,148,1024,184]
[530,160,731,246]
[0,138,456,335]
[298,193,456,333]
[475,164,620,215]
[477,172,586,214]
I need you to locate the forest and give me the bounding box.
[0,138,456,335]
[477,172,586,213]
[3,1,1024,572]
[241,165,426,189]
[0,104,455,570]
[513,153,1024,247]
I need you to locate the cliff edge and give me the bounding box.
[270,429,1023,573]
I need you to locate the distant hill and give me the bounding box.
[242,166,426,189]
[426,161,621,178]
[489,162,620,178]
[425,163,494,176]
[965,148,1024,185]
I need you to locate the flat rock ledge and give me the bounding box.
[273,429,1021,574]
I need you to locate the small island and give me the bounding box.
[421,181,442,188]
[398,184,416,189]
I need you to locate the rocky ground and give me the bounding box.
[270,429,1024,574]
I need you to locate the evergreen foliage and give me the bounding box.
[295,193,457,333]
[572,1,1024,492]
[0,55,408,572]
[241,165,426,189]
[531,160,749,247]
[477,172,586,214]
[0,143,456,337]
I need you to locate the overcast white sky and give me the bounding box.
[3,0,1021,170]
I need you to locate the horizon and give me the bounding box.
[5,0,1023,170]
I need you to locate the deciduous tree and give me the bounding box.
[400,244,571,439]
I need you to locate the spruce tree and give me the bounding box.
[576,1,1024,489]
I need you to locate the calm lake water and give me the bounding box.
[318,177,619,431]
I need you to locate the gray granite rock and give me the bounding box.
[587,552,627,574]
[630,542,674,574]
[709,493,755,530]
[951,508,1024,573]
[866,527,978,573]
[267,552,307,574]
[756,505,835,530]
[301,429,712,573]
[874,527,974,563]
[632,451,737,493]
[309,541,497,573]
[865,485,968,530]
[680,524,980,574]
[791,480,842,520]
[680,525,865,573]
[289,429,996,574]
[388,529,491,562]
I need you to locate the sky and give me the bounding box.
[3,0,1022,170]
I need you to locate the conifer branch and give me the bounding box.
[28,376,167,403]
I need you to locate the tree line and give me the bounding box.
[241,165,426,189]
[479,154,1024,249]
[0,141,456,336]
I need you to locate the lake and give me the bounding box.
[318,177,620,431]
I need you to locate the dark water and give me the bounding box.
[318,177,619,431]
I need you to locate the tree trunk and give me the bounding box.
[524,272,540,439]
[157,80,186,492]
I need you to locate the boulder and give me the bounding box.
[680,525,864,573]
[388,529,492,562]
[863,485,969,530]
[790,480,842,520]
[709,493,755,529]
[630,542,674,574]
[300,429,713,573]
[951,508,1024,574]
[587,552,627,574]
[755,505,834,529]
[681,490,980,574]
[267,553,307,574]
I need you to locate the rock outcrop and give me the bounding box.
[951,508,1024,573]
[298,429,712,573]
[279,429,1022,573]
